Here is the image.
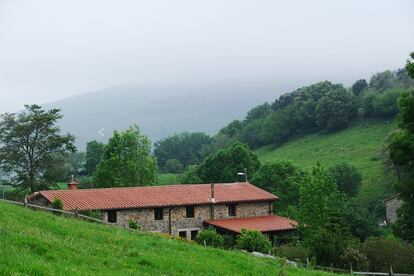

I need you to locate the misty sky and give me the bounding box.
[0,0,413,113]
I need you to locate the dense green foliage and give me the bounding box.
[0,202,338,276]
[195,227,224,248]
[197,142,260,183]
[251,161,304,214]
[351,79,368,96]
[407,52,414,78]
[219,69,412,150]
[339,247,369,271]
[0,105,75,193]
[295,166,352,266]
[93,125,157,187]
[85,140,104,175]
[386,89,414,241]
[179,165,203,184]
[328,162,362,197]
[236,229,272,254]
[359,237,414,273]
[154,132,212,172]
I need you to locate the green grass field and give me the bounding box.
[157,173,180,185]
[0,201,338,276]
[256,119,397,206]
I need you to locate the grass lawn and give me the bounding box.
[256,119,397,206]
[0,201,338,275]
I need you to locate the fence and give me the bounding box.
[0,198,139,233]
[312,264,414,276]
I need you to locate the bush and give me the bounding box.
[360,237,414,273]
[52,197,63,210]
[274,244,309,264]
[128,219,141,230]
[195,227,224,248]
[236,229,271,254]
[340,247,368,271]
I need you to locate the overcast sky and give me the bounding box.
[0,0,413,113]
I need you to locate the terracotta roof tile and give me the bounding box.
[204,215,297,233]
[28,182,277,211]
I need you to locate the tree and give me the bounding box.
[85,140,104,175]
[244,103,271,124]
[294,166,352,265]
[93,125,157,187]
[251,161,304,214]
[315,89,357,131]
[386,89,414,241]
[329,162,362,197]
[369,70,397,92]
[165,158,183,173]
[219,120,243,138]
[0,105,75,193]
[154,132,212,172]
[406,52,414,78]
[179,165,202,184]
[197,142,260,183]
[352,79,368,95]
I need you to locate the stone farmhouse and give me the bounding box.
[28,180,297,241]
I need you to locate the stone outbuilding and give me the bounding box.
[384,193,403,224]
[28,181,297,240]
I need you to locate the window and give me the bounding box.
[191,230,198,240]
[107,210,117,223]
[154,207,163,220]
[186,206,195,218]
[228,204,237,217]
[179,231,187,239]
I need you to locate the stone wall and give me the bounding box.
[385,197,403,224]
[101,201,273,239]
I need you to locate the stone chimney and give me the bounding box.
[210,183,216,220]
[68,175,78,190]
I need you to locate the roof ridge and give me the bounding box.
[38,182,251,193]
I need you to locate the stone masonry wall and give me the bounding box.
[101,201,273,238]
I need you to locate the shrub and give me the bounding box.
[274,244,309,264]
[195,227,224,248]
[236,229,271,254]
[223,234,236,249]
[360,237,414,273]
[52,197,63,210]
[340,247,368,271]
[128,219,141,230]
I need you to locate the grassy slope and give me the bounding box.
[157,173,180,185]
[256,119,397,206]
[0,202,337,276]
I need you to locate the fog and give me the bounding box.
[0,0,413,113]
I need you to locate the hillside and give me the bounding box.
[256,119,397,206]
[0,201,337,275]
[43,83,286,149]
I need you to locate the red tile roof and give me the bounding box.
[204,215,297,233]
[28,182,277,211]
